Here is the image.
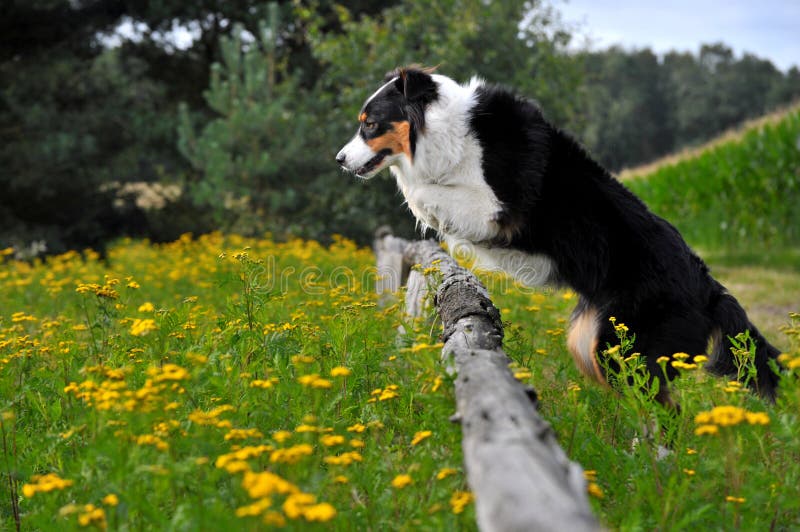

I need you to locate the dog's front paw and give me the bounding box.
[488,209,517,241]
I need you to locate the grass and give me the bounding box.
[625,107,800,251]
[1,233,799,530]
[3,103,800,530]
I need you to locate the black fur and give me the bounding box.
[468,83,781,401]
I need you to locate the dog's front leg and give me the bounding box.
[408,184,502,242]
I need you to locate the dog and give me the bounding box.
[336,66,781,404]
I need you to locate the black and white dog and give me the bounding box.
[336,66,780,403]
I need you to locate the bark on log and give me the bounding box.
[375,231,600,532]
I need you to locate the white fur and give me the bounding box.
[390,75,556,287]
[446,237,555,286]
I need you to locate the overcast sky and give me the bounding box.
[557,0,800,71]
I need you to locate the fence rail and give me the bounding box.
[374,229,600,532]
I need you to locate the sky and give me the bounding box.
[556,0,800,71]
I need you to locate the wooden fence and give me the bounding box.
[374,229,600,532]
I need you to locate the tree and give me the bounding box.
[177,0,584,242]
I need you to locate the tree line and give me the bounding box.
[1,0,798,255]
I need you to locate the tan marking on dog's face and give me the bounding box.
[567,305,606,384]
[359,112,367,122]
[365,121,412,160]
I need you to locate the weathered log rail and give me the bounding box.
[374,229,600,532]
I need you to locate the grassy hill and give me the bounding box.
[623,105,800,255]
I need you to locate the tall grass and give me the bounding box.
[627,109,800,252]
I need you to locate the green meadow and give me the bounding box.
[2,109,800,530]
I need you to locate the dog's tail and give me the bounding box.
[707,286,781,400]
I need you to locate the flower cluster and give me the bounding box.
[694,405,770,435]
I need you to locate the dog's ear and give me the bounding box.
[393,68,438,104]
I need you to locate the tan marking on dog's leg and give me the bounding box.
[567,305,606,383]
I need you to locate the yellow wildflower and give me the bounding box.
[272,430,292,443]
[587,482,604,499]
[436,468,457,480]
[235,498,272,517]
[450,490,474,514]
[411,430,432,446]
[694,424,719,436]
[282,492,316,519]
[22,473,73,497]
[303,502,337,522]
[241,471,298,499]
[130,318,157,336]
[101,494,119,507]
[77,504,106,528]
[391,474,413,489]
[320,434,345,447]
[330,366,351,377]
[270,444,313,464]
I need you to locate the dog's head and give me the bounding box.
[336,67,439,179]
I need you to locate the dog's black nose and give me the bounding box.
[336,153,346,165]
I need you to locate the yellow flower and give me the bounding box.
[391,474,413,489]
[694,424,719,436]
[21,473,73,497]
[101,494,119,506]
[436,468,457,480]
[272,430,292,443]
[587,482,604,499]
[302,502,337,522]
[320,434,345,447]
[672,352,690,360]
[282,492,316,519]
[130,318,158,336]
[323,452,363,466]
[224,428,264,441]
[411,430,432,446]
[683,469,696,476]
[450,490,474,514]
[513,369,532,380]
[333,475,349,484]
[77,504,106,528]
[745,412,770,425]
[726,495,746,504]
[270,444,314,464]
[346,423,366,433]
[235,497,272,517]
[311,378,332,389]
[241,471,298,499]
[330,366,351,377]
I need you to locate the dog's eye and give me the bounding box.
[363,120,377,131]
